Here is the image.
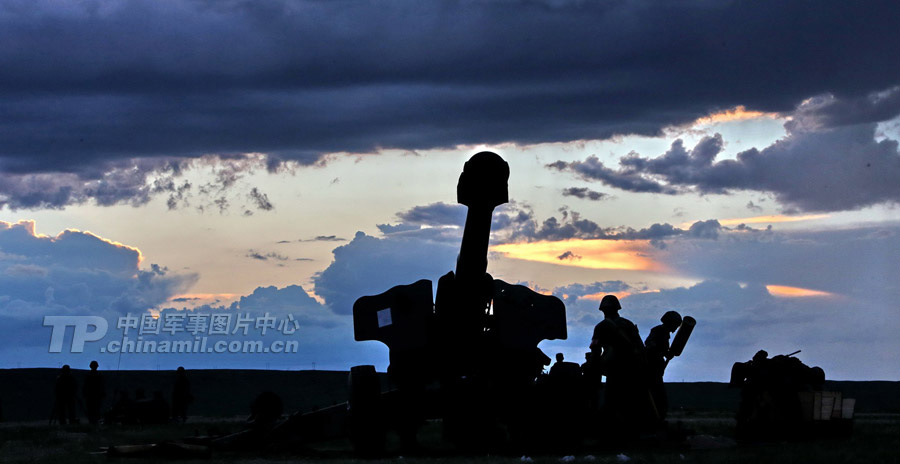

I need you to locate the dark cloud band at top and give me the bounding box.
[1,0,898,180]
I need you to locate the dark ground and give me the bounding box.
[0,413,898,464]
[0,369,898,463]
[1,368,897,422]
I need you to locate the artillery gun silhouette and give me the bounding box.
[348,151,567,452]
[207,152,567,454]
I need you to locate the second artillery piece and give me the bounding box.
[350,151,568,452]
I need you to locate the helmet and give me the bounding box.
[90,360,99,369]
[598,295,621,312]
[661,311,682,326]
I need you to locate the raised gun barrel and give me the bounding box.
[436,152,511,374]
[455,151,510,282]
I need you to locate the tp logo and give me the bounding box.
[43,316,108,353]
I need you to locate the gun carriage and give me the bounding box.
[349,151,567,452]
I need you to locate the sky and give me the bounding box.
[1,0,899,381]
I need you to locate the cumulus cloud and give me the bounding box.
[313,231,459,314]
[660,224,900,303]
[549,90,900,212]
[0,220,197,345]
[167,284,342,329]
[9,281,371,371]
[552,280,636,313]
[544,269,898,381]
[1,0,898,211]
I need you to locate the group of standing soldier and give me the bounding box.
[580,295,684,438]
[51,362,192,426]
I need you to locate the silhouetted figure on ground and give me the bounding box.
[172,366,193,423]
[545,352,586,450]
[589,295,652,440]
[644,311,682,421]
[83,360,105,425]
[581,352,602,415]
[53,364,78,425]
[731,350,826,440]
[549,352,581,379]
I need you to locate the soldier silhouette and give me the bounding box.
[549,352,581,379]
[53,364,78,425]
[83,360,105,425]
[644,311,682,421]
[172,366,193,423]
[589,295,650,439]
[546,352,585,449]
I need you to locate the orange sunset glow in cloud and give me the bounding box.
[692,105,780,125]
[679,214,830,229]
[717,214,830,227]
[491,239,663,271]
[766,285,835,298]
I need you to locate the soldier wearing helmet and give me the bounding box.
[83,360,105,425]
[645,310,683,420]
[588,295,648,438]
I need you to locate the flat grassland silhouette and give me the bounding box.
[1,369,898,463]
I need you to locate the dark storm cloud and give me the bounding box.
[0,158,187,210]
[550,121,900,212]
[2,0,899,205]
[785,87,900,133]
[561,187,608,201]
